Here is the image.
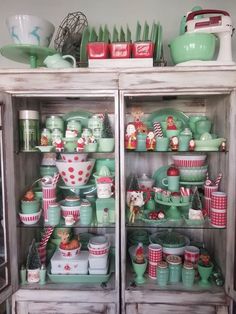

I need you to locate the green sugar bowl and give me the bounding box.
[21,199,40,214]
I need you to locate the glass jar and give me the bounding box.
[47,203,61,226]
[80,200,93,226]
[46,115,64,132]
[182,262,195,288]
[157,261,169,286]
[88,114,102,133]
[19,110,39,151]
[40,128,52,146]
[166,255,182,283]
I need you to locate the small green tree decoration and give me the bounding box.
[127,173,139,191]
[26,239,41,270]
[101,112,114,138]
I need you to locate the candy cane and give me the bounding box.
[39,227,54,247]
[215,173,223,187]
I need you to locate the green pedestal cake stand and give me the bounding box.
[0,44,56,68]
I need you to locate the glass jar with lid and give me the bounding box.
[46,115,64,133]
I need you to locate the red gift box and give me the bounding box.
[132,41,154,58]
[87,42,109,59]
[109,42,132,59]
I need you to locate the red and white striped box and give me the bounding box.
[148,244,162,263]
[210,208,227,228]
[203,196,211,217]
[211,192,227,210]
[43,198,56,221]
[204,185,218,198]
[42,186,56,199]
[148,261,158,279]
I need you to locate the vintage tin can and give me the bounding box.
[157,261,169,286]
[19,110,39,151]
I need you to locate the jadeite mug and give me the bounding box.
[44,53,76,68]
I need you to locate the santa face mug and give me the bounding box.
[97,181,114,198]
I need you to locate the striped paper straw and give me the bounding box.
[153,122,164,138]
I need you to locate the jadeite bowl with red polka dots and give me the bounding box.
[60,153,88,163]
[56,159,95,187]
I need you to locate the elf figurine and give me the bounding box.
[146,131,156,151]
[125,123,137,150]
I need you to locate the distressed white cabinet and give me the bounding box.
[0,67,235,313]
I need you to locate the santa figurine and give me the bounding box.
[166,116,177,130]
[55,138,64,152]
[146,131,156,151]
[125,123,137,150]
[189,139,195,151]
[76,137,85,152]
[170,136,179,151]
[135,243,145,264]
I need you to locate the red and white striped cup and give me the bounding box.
[43,198,56,221]
[148,261,158,279]
[184,246,200,264]
[204,185,218,198]
[42,186,56,199]
[211,192,227,210]
[210,208,227,228]
[148,244,162,263]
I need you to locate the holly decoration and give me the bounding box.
[101,112,114,138]
[26,239,41,270]
[127,173,139,191]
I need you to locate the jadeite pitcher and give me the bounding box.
[44,53,76,68]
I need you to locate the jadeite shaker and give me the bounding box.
[80,200,93,226]
[157,261,169,286]
[182,261,195,288]
[166,255,182,283]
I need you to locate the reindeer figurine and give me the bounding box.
[57,230,80,250]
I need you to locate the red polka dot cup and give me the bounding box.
[56,159,95,187]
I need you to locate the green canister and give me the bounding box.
[166,255,182,283]
[19,110,39,151]
[157,261,169,286]
[46,115,64,132]
[182,261,195,288]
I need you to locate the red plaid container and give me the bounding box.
[210,208,227,228]
[42,186,56,199]
[43,198,56,221]
[211,192,227,209]
[203,196,211,217]
[204,185,218,198]
[184,246,200,264]
[148,244,162,263]
[148,261,158,279]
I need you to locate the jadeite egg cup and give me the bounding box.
[132,258,147,284]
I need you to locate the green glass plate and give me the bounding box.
[80,27,90,67]
[0,44,56,68]
[62,110,92,128]
[155,199,190,207]
[148,108,189,130]
[180,181,205,186]
[155,23,162,61]
[140,217,167,225]
[152,165,169,189]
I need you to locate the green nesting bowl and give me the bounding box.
[169,33,216,64]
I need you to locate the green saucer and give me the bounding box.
[0,44,56,68]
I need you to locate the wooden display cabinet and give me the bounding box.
[0,67,235,313]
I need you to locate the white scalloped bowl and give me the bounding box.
[19,210,41,225]
[6,14,55,47]
[56,159,95,187]
[172,154,207,168]
[60,153,88,163]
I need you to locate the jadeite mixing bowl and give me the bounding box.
[169,33,216,65]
